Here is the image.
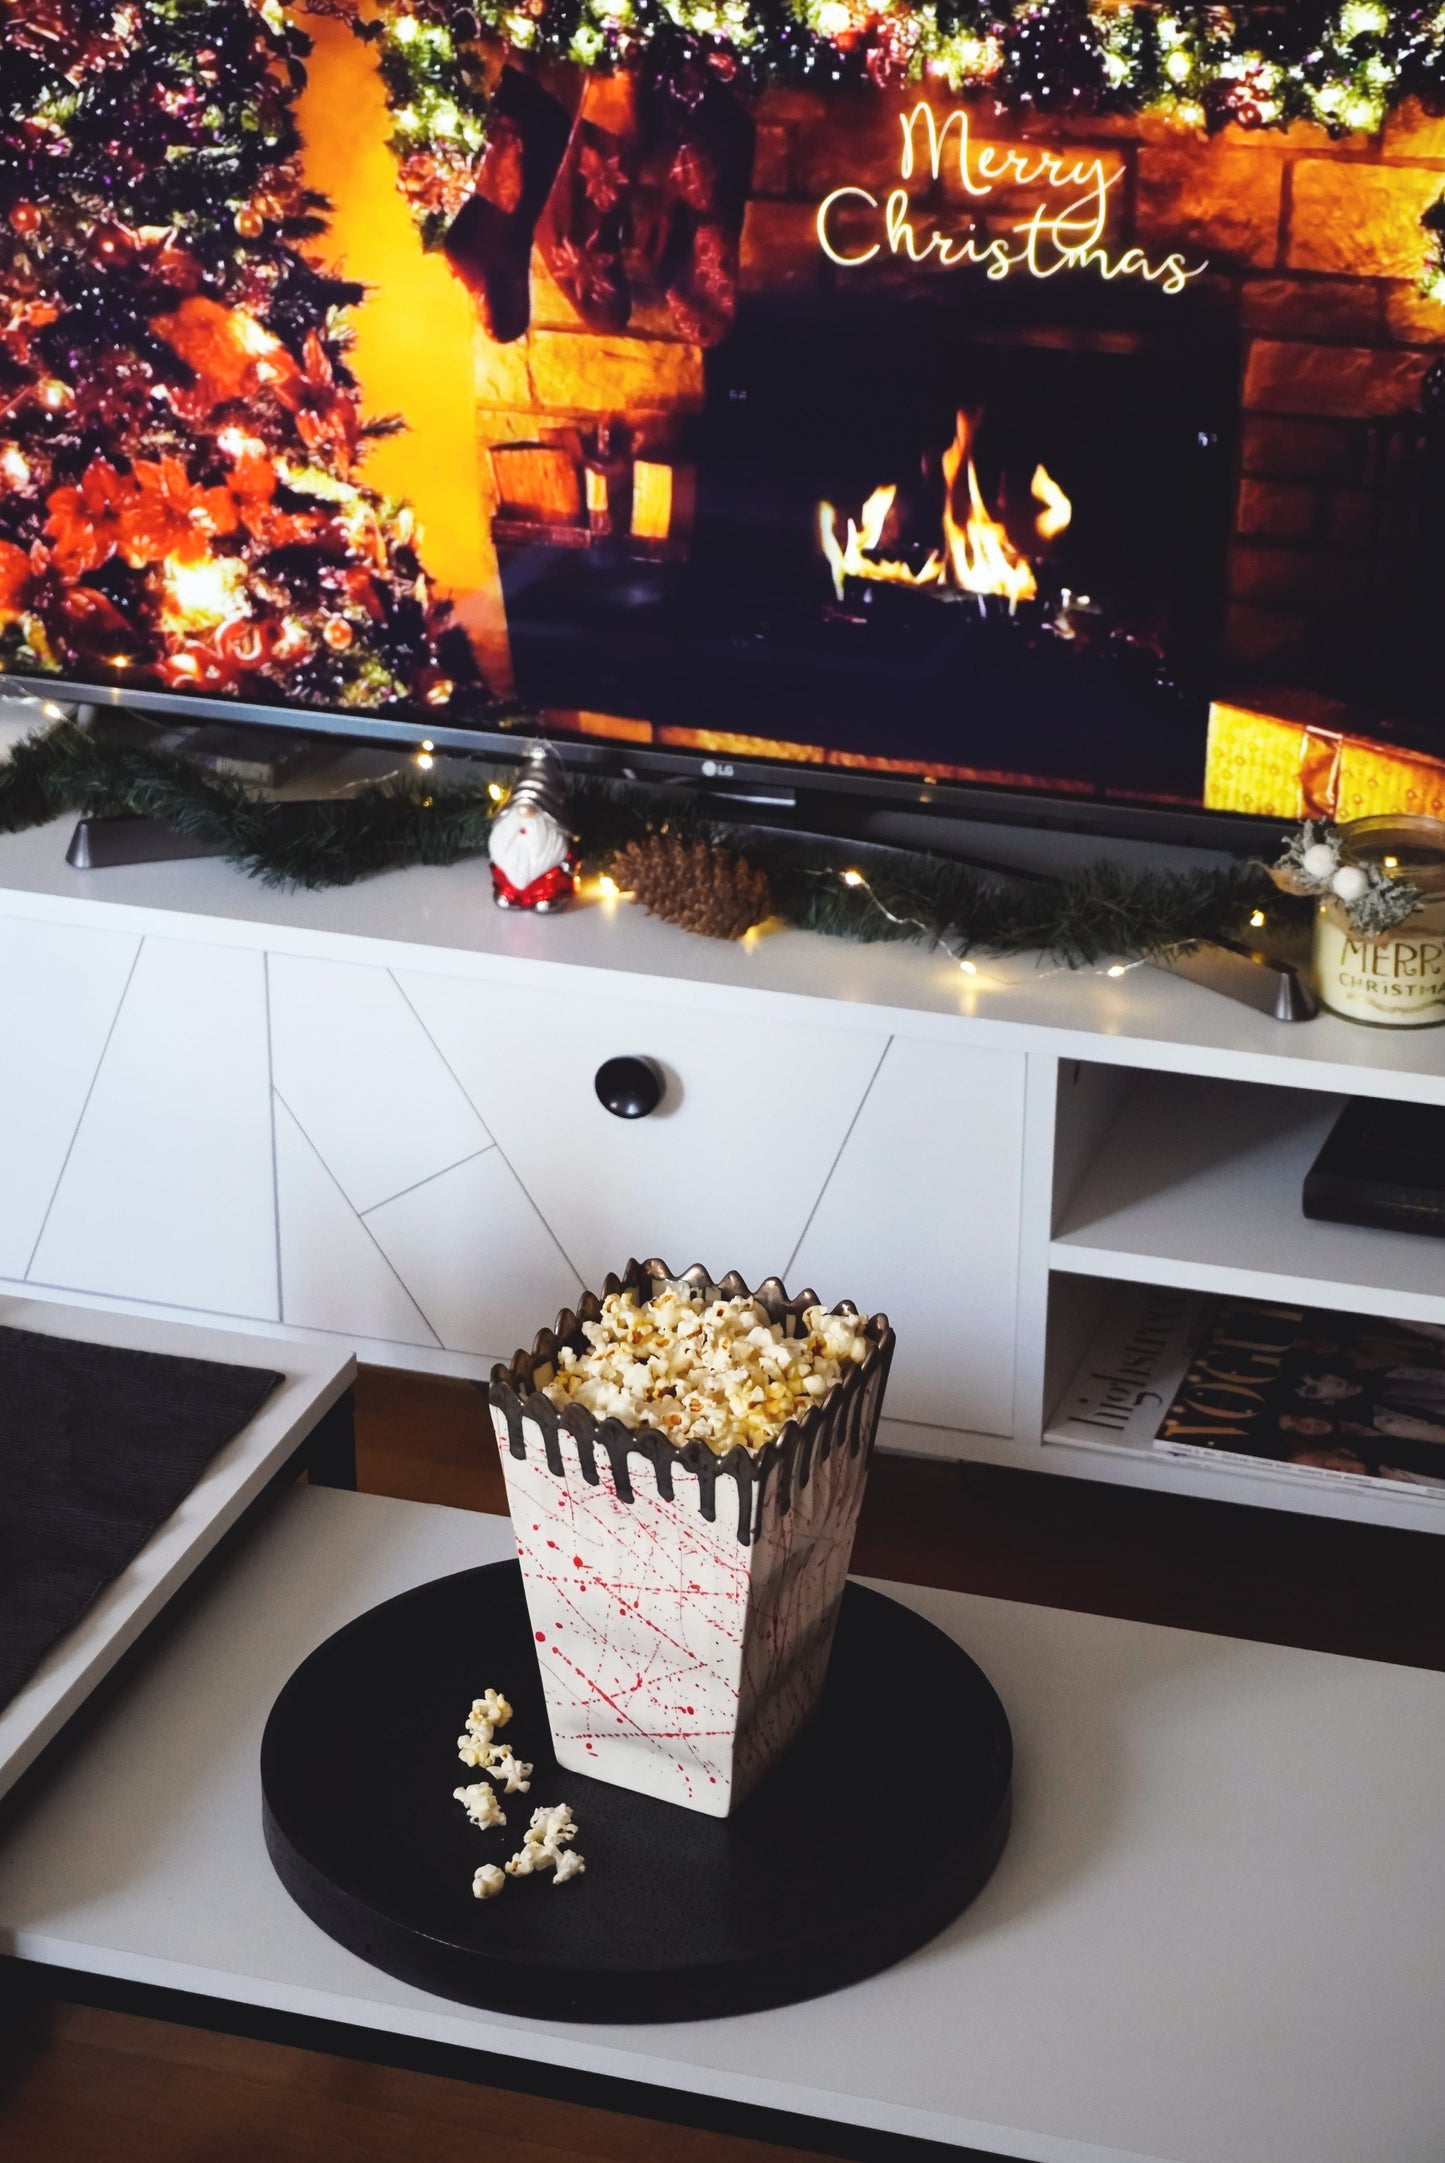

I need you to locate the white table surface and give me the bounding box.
[0,1298,353,1805]
[1,1485,1441,2163]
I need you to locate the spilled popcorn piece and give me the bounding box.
[540,1283,873,1454]
[456,1688,514,1766]
[505,1802,581,1879]
[530,1801,577,1848]
[464,1689,512,1741]
[453,1781,506,1832]
[486,1745,533,1795]
[450,1696,584,1898]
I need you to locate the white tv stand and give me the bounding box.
[1,815,1441,1535]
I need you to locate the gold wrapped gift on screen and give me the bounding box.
[1205,703,1445,823]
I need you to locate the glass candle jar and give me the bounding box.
[1314,815,1445,1027]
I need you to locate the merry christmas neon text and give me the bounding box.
[816,103,1208,297]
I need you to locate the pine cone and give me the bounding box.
[609,832,772,940]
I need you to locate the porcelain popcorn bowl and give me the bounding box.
[487,1259,895,1817]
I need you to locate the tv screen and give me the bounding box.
[4,4,1445,829]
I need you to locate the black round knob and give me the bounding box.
[595,1055,663,1119]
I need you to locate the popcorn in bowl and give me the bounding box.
[539,1281,873,1452]
[488,1260,895,1819]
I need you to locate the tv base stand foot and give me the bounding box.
[65,814,222,871]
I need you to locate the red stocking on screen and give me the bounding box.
[538,70,640,335]
[443,65,572,345]
[651,67,754,348]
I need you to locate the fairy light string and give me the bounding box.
[828,864,1159,987]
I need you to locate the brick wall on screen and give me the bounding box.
[472,91,1445,682]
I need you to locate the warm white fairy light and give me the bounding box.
[1249,908,1267,928]
[831,865,1153,990]
[831,864,941,943]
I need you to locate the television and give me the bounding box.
[5,3,1445,844]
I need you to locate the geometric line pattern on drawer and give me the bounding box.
[28,936,279,1321]
[273,1093,438,1348]
[267,952,491,1215]
[386,967,583,1284]
[781,1033,890,1285]
[790,1037,1026,1437]
[390,969,891,1296]
[0,916,142,1283]
[365,1147,582,1358]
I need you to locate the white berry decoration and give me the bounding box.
[1331,864,1369,904]
[1301,841,1338,880]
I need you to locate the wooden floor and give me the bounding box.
[4,1368,1444,2162]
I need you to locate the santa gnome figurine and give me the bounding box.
[488,741,579,911]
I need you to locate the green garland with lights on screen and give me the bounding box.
[362,0,1445,300]
[372,0,1442,135]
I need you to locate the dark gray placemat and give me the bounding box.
[0,1327,282,1710]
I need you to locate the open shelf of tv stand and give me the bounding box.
[1028,1059,1445,1532]
[1051,1072,1445,1326]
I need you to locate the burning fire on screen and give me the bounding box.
[818,412,1071,609]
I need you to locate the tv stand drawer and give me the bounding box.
[0,919,1026,1446]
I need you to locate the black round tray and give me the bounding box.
[261,1560,1012,2023]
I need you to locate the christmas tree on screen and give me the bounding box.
[0,0,484,715]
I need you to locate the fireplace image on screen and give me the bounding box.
[494,286,1237,800]
[11,16,1445,826]
[451,79,1445,819]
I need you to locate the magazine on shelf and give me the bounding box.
[1045,1285,1207,1451]
[1047,1287,1445,1500]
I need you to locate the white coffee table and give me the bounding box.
[1,1483,1442,2163]
[0,1297,353,1808]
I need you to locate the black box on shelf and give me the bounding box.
[1303,1098,1445,1240]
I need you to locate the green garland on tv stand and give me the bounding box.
[0,716,1298,969]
